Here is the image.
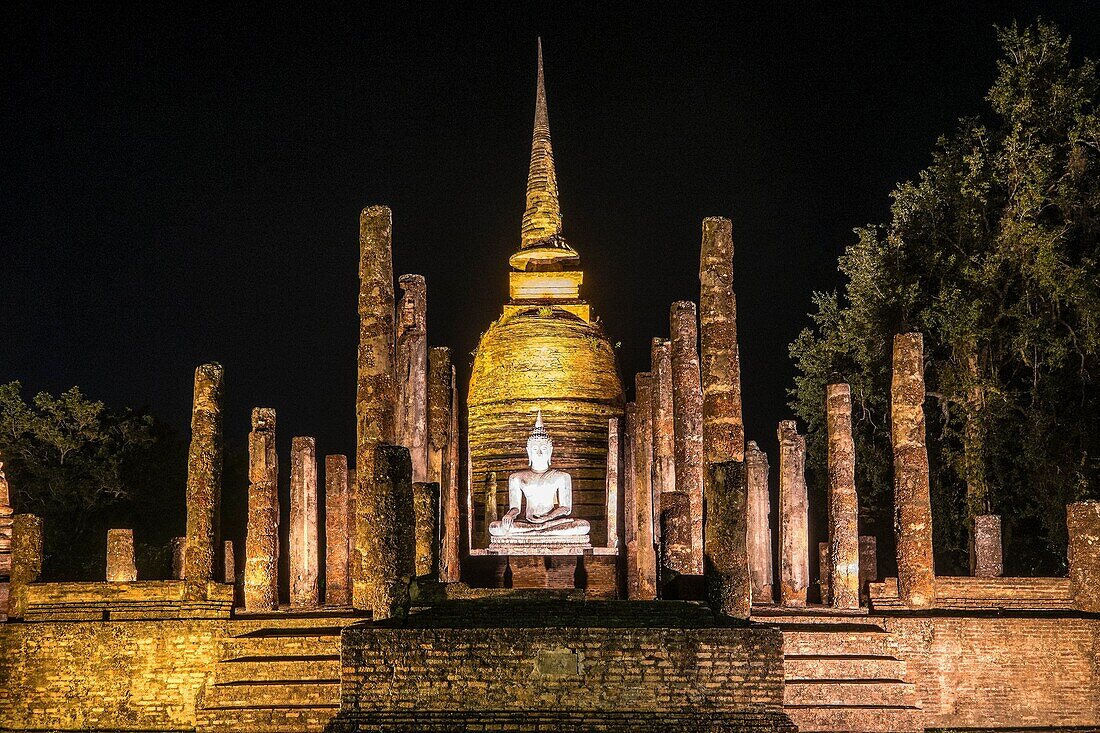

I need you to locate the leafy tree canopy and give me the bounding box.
[790,21,1100,575]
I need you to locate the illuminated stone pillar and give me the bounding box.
[660,491,693,581]
[223,540,235,585]
[623,403,639,597]
[699,217,744,465]
[370,443,416,615]
[396,274,429,483]
[818,542,831,605]
[9,514,43,618]
[746,441,773,603]
[972,514,1003,578]
[859,535,877,605]
[354,205,399,615]
[605,418,621,549]
[891,332,936,609]
[245,407,278,611]
[670,300,704,574]
[429,347,460,583]
[184,363,223,590]
[325,455,351,605]
[290,436,319,607]
[106,529,137,582]
[0,462,12,581]
[170,537,187,580]
[482,472,497,547]
[1067,501,1100,613]
[652,337,691,577]
[826,383,860,609]
[705,461,749,619]
[633,373,657,600]
[778,420,809,606]
[413,482,440,578]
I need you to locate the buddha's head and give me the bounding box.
[526,410,553,472]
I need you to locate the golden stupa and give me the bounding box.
[468,40,625,547]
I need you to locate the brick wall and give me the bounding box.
[884,615,1100,729]
[0,619,226,731]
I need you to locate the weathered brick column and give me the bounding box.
[818,542,831,605]
[699,216,744,464]
[778,420,809,606]
[624,403,640,597]
[634,373,658,599]
[9,513,43,618]
[1067,501,1100,613]
[482,472,497,547]
[746,441,773,603]
[368,443,416,618]
[170,537,187,580]
[606,417,621,549]
[290,436,319,607]
[0,463,12,581]
[826,382,860,609]
[184,363,223,589]
[428,347,460,583]
[705,461,749,618]
[972,514,1003,578]
[396,274,429,483]
[106,529,137,582]
[652,337,692,576]
[245,407,279,610]
[325,454,351,605]
[223,540,235,583]
[670,300,704,573]
[859,535,877,604]
[413,481,440,578]
[355,205,400,615]
[891,332,936,608]
[660,491,693,581]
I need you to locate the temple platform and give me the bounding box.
[327,599,795,732]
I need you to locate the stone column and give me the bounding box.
[354,205,399,615]
[859,535,877,605]
[369,443,416,617]
[670,301,705,574]
[325,455,351,605]
[413,482,440,577]
[623,403,639,598]
[245,407,279,611]
[651,338,676,498]
[778,420,809,606]
[106,529,137,582]
[826,383,860,609]
[396,274,429,483]
[1067,501,1100,613]
[972,515,1003,578]
[429,347,460,583]
[660,491,693,580]
[290,436,319,607]
[818,542,832,606]
[0,461,13,581]
[606,418,621,549]
[170,537,187,580]
[699,217,744,464]
[482,472,497,546]
[746,441,773,603]
[447,371,460,557]
[9,514,43,618]
[891,332,936,608]
[705,461,749,619]
[184,363,223,591]
[634,373,658,599]
[223,541,235,584]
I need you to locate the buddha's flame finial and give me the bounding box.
[528,409,552,444]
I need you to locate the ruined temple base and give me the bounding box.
[328,599,795,733]
[464,551,621,598]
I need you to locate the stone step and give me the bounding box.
[219,633,342,661]
[782,629,892,657]
[785,679,917,708]
[784,654,906,681]
[786,704,924,733]
[202,680,341,710]
[195,704,339,733]
[213,656,341,684]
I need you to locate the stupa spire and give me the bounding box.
[511,38,579,271]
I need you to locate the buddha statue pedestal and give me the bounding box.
[487,411,592,556]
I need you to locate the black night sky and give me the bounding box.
[4,3,1099,468]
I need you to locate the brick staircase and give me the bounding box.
[754,608,923,732]
[196,612,359,733]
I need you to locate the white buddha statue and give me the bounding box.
[488,411,590,543]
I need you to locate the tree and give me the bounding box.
[0,382,185,579]
[790,21,1100,575]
